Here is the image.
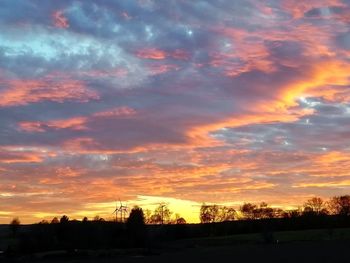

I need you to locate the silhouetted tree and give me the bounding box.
[176,217,187,224]
[93,215,105,221]
[127,206,146,246]
[257,202,280,219]
[328,195,350,216]
[38,219,49,224]
[172,213,187,224]
[60,215,69,223]
[303,197,328,215]
[149,214,162,224]
[240,202,282,219]
[283,208,302,218]
[9,217,20,236]
[273,208,285,218]
[218,206,236,221]
[51,217,59,224]
[144,209,152,224]
[127,206,145,227]
[200,204,236,223]
[200,204,219,223]
[240,203,258,220]
[149,204,172,224]
[82,217,89,222]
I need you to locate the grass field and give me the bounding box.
[172,227,350,248]
[1,226,350,262]
[0,225,11,252]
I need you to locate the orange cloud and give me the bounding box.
[19,106,136,133]
[281,0,345,19]
[0,146,56,164]
[136,48,189,60]
[212,27,275,76]
[279,60,350,107]
[56,167,84,178]
[2,142,349,223]
[19,117,87,132]
[137,48,167,60]
[52,10,69,28]
[187,109,314,148]
[0,76,99,107]
[215,17,340,77]
[188,59,350,147]
[0,152,43,164]
[316,151,350,164]
[294,180,350,188]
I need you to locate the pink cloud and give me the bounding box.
[0,146,56,164]
[92,107,136,118]
[0,75,99,107]
[137,48,167,60]
[19,117,88,132]
[147,64,180,75]
[18,106,136,133]
[281,0,345,19]
[170,49,190,60]
[52,10,69,28]
[136,48,189,60]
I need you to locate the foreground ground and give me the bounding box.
[2,240,349,263]
[1,228,350,262]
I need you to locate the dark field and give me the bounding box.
[2,240,350,263]
[2,228,350,263]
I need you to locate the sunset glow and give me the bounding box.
[1,0,350,224]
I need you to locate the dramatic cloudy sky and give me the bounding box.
[1,0,350,223]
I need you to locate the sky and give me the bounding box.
[1,0,350,224]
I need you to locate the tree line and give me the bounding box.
[9,194,350,227]
[199,195,350,223]
[10,203,187,227]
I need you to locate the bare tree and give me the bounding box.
[303,197,328,215]
[240,203,258,220]
[328,195,350,216]
[257,202,275,219]
[149,204,172,224]
[240,202,281,219]
[200,204,236,223]
[200,204,219,223]
[144,209,152,224]
[218,206,236,221]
